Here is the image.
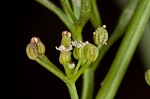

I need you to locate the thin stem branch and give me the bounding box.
[90,0,101,28]
[73,61,91,82]
[60,0,78,23]
[35,0,74,32]
[35,57,67,82]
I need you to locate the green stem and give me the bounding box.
[90,0,101,28]
[81,1,139,98]
[81,68,94,99]
[35,0,74,32]
[60,0,78,23]
[71,25,83,41]
[35,57,67,82]
[96,0,150,98]
[73,61,91,82]
[65,81,79,99]
[71,0,81,19]
[73,59,82,75]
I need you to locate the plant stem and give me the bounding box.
[60,0,78,23]
[90,0,101,28]
[35,0,74,32]
[81,68,94,99]
[65,81,79,99]
[71,25,83,41]
[81,1,139,98]
[73,61,91,82]
[71,0,81,19]
[96,0,150,98]
[35,57,67,82]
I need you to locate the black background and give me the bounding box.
[2,0,150,99]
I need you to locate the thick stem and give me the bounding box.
[81,68,94,99]
[66,81,79,99]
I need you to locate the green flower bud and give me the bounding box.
[72,41,89,60]
[93,25,108,45]
[61,31,72,47]
[30,36,45,55]
[26,43,38,60]
[26,36,45,60]
[83,44,98,62]
[73,47,84,60]
[59,51,72,64]
[145,69,150,86]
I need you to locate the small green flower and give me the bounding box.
[145,69,150,86]
[56,45,72,64]
[93,25,108,45]
[83,44,98,62]
[26,36,45,60]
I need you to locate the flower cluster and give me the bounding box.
[56,25,108,69]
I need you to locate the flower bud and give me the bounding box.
[93,25,108,45]
[59,51,72,64]
[30,36,45,55]
[145,69,150,86]
[83,44,98,62]
[26,36,45,60]
[61,31,72,47]
[72,41,89,60]
[26,43,38,60]
[73,47,84,60]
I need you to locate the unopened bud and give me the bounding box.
[72,41,89,60]
[61,31,72,47]
[26,43,38,60]
[73,47,84,60]
[145,69,150,86]
[30,36,45,55]
[26,36,45,60]
[83,44,98,62]
[59,51,72,64]
[93,25,108,45]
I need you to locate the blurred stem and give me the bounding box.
[81,68,94,99]
[71,0,81,19]
[90,0,101,28]
[138,20,150,70]
[96,0,150,98]
[81,0,139,99]
[60,0,78,23]
[35,0,74,33]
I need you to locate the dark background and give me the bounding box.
[2,0,150,99]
